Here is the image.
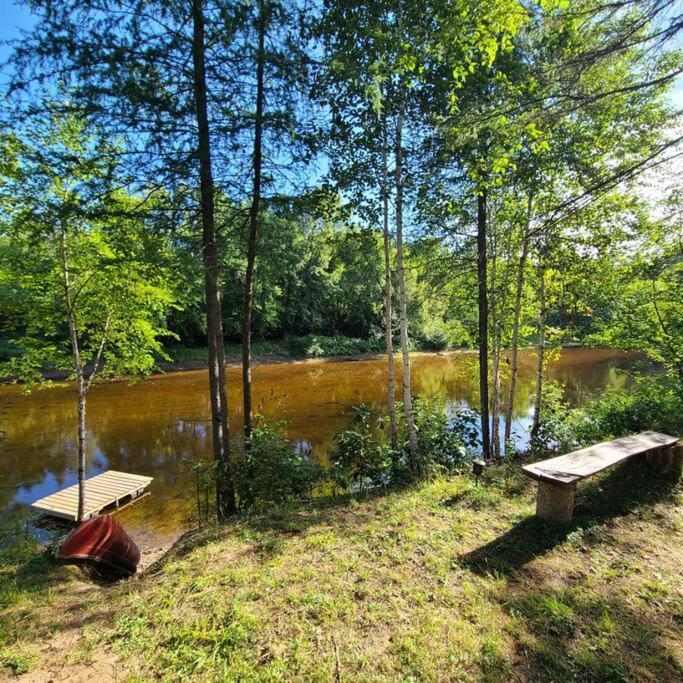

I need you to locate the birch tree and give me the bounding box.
[0,109,175,521]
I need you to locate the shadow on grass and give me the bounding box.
[148,481,409,570]
[509,585,683,681]
[0,542,72,629]
[461,459,679,577]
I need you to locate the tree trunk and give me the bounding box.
[477,188,491,460]
[491,341,501,459]
[382,123,397,450]
[504,193,532,452]
[394,96,419,474]
[191,0,236,518]
[489,220,501,460]
[75,379,86,522]
[530,266,546,444]
[242,0,266,444]
[60,228,87,522]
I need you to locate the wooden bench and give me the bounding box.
[522,431,682,525]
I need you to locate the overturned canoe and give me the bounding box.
[56,515,141,576]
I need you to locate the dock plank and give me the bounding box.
[31,470,153,521]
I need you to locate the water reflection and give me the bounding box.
[0,348,646,546]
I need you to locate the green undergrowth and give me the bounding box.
[166,334,446,366]
[1,461,681,681]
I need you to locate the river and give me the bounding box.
[0,347,647,547]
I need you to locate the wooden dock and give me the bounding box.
[31,470,153,521]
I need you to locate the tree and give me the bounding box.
[242,0,267,443]
[591,176,683,386]
[317,0,418,463]
[240,0,317,442]
[9,0,242,517]
[190,0,235,516]
[0,108,175,521]
[419,0,680,454]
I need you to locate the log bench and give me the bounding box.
[522,431,682,525]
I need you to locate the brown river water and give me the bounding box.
[0,348,647,548]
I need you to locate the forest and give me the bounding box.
[0,0,682,680]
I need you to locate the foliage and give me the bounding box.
[528,379,571,456]
[589,186,683,385]
[283,334,385,358]
[564,374,683,448]
[234,417,324,507]
[0,107,177,386]
[330,405,393,491]
[331,397,472,489]
[397,397,471,479]
[531,373,683,456]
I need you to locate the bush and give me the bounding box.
[395,397,470,478]
[330,405,393,491]
[415,328,450,352]
[567,373,683,446]
[234,417,323,507]
[331,397,472,490]
[284,335,384,358]
[528,379,571,456]
[533,373,683,455]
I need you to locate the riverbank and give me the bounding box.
[2,461,681,681]
[2,334,622,382]
[0,335,455,381]
[163,335,447,370]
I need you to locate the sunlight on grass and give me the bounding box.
[1,465,681,680]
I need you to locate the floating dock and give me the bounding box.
[31,470,153,521]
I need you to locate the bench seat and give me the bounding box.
[522,431,681,525]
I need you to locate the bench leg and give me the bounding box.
[536,480,576,526]
[646,441,683,480]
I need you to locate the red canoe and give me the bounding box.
[56,515,141,576]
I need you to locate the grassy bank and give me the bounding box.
[1,460,681,681]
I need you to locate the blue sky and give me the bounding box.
[0,1,35,65]
[2,0,681,101]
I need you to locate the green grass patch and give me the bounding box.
[1,465,682,680]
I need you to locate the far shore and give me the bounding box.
[1,342,634,385]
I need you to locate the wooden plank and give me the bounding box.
[31,469,153,521]
[34,496,104,513]
[83,472,150,492]
[53,482,116,496]
[522,431,679,485]
[105,469,152,480]
[42,481,122,499]
[102,472,152,486]
[40,492,110,508]
[88,470,150,484]
[39,484,121,501]
[32,501,78,515]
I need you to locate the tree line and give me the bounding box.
[0,0,681,519]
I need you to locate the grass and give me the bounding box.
[1,459,681,681]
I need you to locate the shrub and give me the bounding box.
[284,335,384,358]
[395,396,470,478]
[532,373,683,455]
[569,373,683,444]
[415,328,450,352]
[330,405,393,491]
[234,417,323,507]
[331,397,471,490]
[529,379,572,456]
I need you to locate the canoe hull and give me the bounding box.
[56,515,141,576]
